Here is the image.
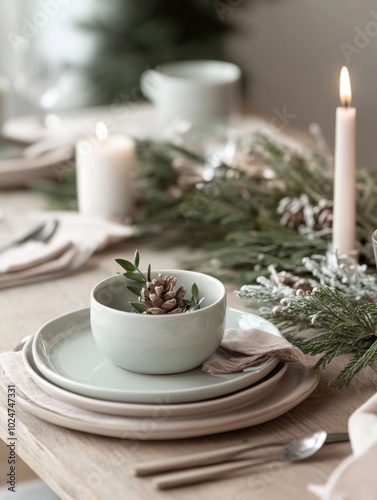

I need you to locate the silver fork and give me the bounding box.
[134,431,349,489]
[150,432,349,490]
[0,219,59,254]
[134,431,349,478]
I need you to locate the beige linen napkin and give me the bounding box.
[202,328,317,374]
[0,211,138,288]
[309,392,377,500]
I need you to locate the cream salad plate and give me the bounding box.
[31,307,282,405]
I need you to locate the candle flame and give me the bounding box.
[340,66,352,106]
[96,121,108,142]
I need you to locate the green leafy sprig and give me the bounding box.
[115,250,151,313]
[183,283,205,312]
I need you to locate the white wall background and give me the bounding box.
[1,0,377,166]
[224,0,377,167]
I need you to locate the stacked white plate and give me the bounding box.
[0,136,73,189]
[19,308,320,439]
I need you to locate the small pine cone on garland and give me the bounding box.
[140,274,187,315]
[277,195,309,230]
[278,195,333,233]
[307,199,333,231]
[273,270,312,293]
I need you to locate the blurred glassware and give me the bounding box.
[165,120,239,182]
[14,38,63,130]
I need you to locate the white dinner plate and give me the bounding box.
[1,105,158,190]
[16,364,320,439]
[32,307,281,404]
[0,136,73,188]
[22,336,287,417]
[2,103,307,189]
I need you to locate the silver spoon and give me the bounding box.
[153,431,328,490]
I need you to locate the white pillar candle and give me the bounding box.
[76,122,135,220]
[332,66,357,256]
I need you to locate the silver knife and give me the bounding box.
[325,432,349,443]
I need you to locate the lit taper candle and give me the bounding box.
[332,66,357,256]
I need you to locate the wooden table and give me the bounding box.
[0,191,375,500]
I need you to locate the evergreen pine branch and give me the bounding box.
[190,228,328,282]
[254,135,333,202]
[288,332,357,365]
[272,288,377,335]
[256,286,377,385]
[29,171,78,210]
[135,139,182,193]
[331,341,377,387]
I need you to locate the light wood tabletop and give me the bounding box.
[0,190,375,500]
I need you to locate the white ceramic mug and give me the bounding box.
[140,60,241,129]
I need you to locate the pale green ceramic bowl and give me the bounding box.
[90,270,226,374]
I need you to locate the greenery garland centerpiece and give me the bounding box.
[31,130,377,385]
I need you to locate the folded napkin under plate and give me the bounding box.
[0,211,137,288]
[0,308,320,439]
[202,327,317,374]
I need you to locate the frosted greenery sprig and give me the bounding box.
[236,254,377,387]
[237,251,377,305]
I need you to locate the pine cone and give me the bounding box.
[140,274,187,315]
[273,271,312,293]
[277,195,310,230]
[278,195,333,233]
[307,199,333,231]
